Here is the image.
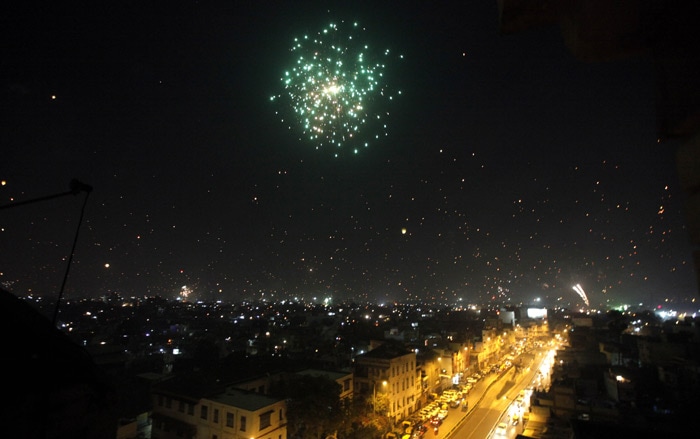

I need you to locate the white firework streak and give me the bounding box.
[572,284,589,307]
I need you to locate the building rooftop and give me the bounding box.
[211,388,283,412]
[361,342,414,359]
[295,368,351,381]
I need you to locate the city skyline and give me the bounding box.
[1,1,698,311]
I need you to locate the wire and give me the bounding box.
[52,188,91,326]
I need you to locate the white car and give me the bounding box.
[495,422,508,436]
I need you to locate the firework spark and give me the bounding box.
[271,21,403,157]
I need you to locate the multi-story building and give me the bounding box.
[354,342,418,424]
[416,349,441,398]
[151,378,287,439]
[203,390,287,439]
[472,327,501,370]
[430,348,457,389]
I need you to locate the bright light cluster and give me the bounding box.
[271,21,402,157]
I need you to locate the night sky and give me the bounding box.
[1,1,697,310]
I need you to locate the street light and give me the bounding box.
[373,380,387,414]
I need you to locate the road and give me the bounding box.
[431,346,553,439]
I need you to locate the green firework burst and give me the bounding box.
[271,21,403,157]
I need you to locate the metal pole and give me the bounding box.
[373,381,378,414]
[0,179,93,326]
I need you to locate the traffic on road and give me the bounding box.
[394,337,560,439]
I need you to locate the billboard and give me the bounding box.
[526,308,547,319]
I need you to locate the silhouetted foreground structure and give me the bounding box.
[1,288,116,438]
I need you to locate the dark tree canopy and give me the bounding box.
[270,373,343,438]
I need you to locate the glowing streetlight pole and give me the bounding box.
[373,380,387,414]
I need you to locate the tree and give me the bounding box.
[270,373,343,439]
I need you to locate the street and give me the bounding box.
[425,345,553,439]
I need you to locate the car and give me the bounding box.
[411,424,428,438]
[401,421,413,435]
[495,422,508,436]
[511,414,519,425]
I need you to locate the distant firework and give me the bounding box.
[572,284,590,307]
[271,21,403,157]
